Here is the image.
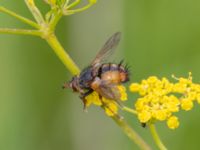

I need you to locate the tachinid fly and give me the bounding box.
[63,32,130,108]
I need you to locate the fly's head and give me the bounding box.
[63,76,82,93]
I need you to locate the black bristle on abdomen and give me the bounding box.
[125,63,131,75]
[118,59,124,67]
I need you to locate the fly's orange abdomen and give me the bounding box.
[101,71,121,83]
[99,63,129,83]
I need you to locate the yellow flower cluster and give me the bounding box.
[129,74,200,129]
[85,85,127,116]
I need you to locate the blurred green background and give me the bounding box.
[0,0,200,150]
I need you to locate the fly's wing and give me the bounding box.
[95,80,123,106]
[91,32,121,68]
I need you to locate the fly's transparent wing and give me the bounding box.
[91,32,121,67]
[96,80,123,107]
[95,80,121,100]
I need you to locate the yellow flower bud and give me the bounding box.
[167,116,179,129]
[129,83,140,92]
[118,85,127,101]
[85,92,102,106]
[138,110,151,123]
[147,76,159,84]
[153,110,168,121]
[181,98,193,111]
[104,102,118,116]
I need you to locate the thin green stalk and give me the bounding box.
[25,0,45,25]
[66,3,94,14]
[45,33,80,75]
[64,0,70,6]
[49,10,62,31]
[122,106,137,115]
[0,6,40,29]
[0,28,41,36]
[112,115,151,150]
[64,0,96,15]
[149,124,167,150]
[66,0,81,9]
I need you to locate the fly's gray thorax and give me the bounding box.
[79,66,94,89]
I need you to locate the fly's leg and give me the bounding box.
[80,89,94,111]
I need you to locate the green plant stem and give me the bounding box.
[66,2,94,14]
[45,33,80,75]
[112,115,151,150]
[149,124,167,150]
[0,28,41,36]
[64,0,95,15]
[49,10,62,31]
[0,6,40,29]
[122,106,137,115]
[66,0,80,9]
[25,0,45,25]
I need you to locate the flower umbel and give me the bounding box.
[130,73,200,129]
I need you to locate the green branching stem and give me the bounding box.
[0,28,41,36]
[66,3,94,14]
[65,0,80,9]
[49,10,63,31]
[63,0,96,15]
[0,6,40,29]
[45,33,80,75]
[149,124,167,150]
[25,0,45,25]
[122,106,137,115]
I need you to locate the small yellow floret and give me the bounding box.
[181,98,194,111]
[138,110,151,123]
[104,102,118,116]
[179,77,192,85]
[85,92,102,107]
[172,83,187,93]
[153,109,168,121]
[118,85,127,101]
[147,76,159,84]
[129,83,140,92]
[167,116,179,129]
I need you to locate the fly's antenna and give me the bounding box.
[62,82,70,89]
